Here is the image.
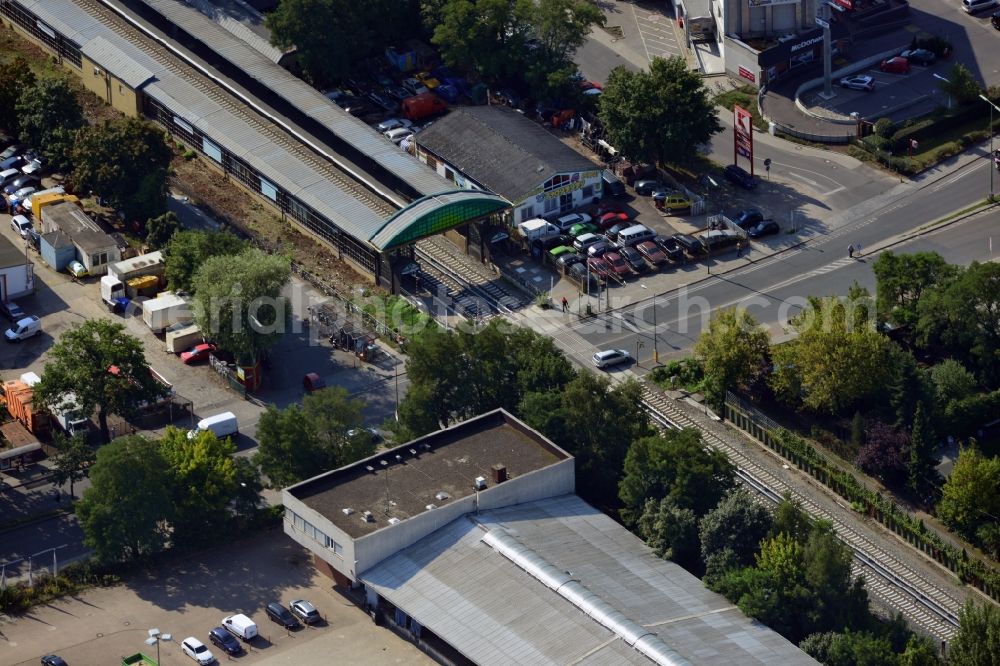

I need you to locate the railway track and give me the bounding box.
[641,386,962,641]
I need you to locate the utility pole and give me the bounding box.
[817,3,833,98]
[979,94,999,199]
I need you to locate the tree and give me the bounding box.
[947,600,1000,666]
[75,436,174,562]
[699,487,773,569]
[637,497,700,570]
[800,631,895,666]
[191,248,291,364]
[432,0,535,84]
[253,387,368,487]
[159,427,239,546]
[71,117,172,222]
[937,445,1000,541]
[771,493,812,542]
[855,421,910,485]
[872,251,954,327]
[267,0,369,86]
[930,359,977,407]
[49,433,95,499]
[917,261,1000,385]
[618,429,734,523]
[0,57,37,132]
[164,229,247,293]
[521,375,651,508]
[15,77,84,170]
[598,56,722,166]
[693,307,770,408]
[887,349,933,431]
[769,296,892,415]
[908,401,938,496]
[145,211,182,250]
[937,63,982,105]
[33,320,169,443]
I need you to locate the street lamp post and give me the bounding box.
[146,628,172,665]
[979,94,999,199]
[640,284,658,364]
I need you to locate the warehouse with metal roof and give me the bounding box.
[282,410,816,666]
[0,0,510,289]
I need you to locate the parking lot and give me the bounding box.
[0,530,432,666]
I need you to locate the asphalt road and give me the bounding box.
[563,151,998,363]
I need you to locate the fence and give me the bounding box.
[725,391,1000,603]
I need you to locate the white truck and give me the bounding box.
[142,293,192,333]
[165,322,202,353]
[100,275,129,313]
[516,218,559,242]
[51,392,89,436]
[222,614,258,642]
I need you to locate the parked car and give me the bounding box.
[41,657,68,666]
[636,241,668,266]
[654,235,685,261]
[672,233,708,256]
[4,174,39,195]
[20,156,47,176]
[593,348,631,369]
[384,85,410,102]
[181,343,217,364]
[605,222,629,242]
[880,56,911,74]
[1,300,25,321]
[837,75,875,91]
[573,233,603,253]
[900,49,935,65]
[724,164,757,190]
[618,246,647,272]
[181,636,215,665]
[208,626,242,655]
[553,212,592,232]
[376,117,413,133]
[366,91,397,112]
[5,315,41,342]
[402,78,429,96]
[383,127,414,144]
[655,192,692,212]
[732,208,765,229]
[603,251,632,278]
[8,185,37,207]
[633,179,666,195]
[556,251,585,271]
[0,144,25,161]
[587,240,613,257]
[597,210,630,230]
[749,220,781,238]
[567,261,598,288]
[569,222,598,237]
[993,8,1000,28]
[414,71,440,89]
[265,601,300,629]
[10,214,32,238]
[699,229,741,250]
[289,599,321,625]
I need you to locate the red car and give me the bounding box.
[181,343,217,364]
[598,211,630,230]
[603,252,633,278]
[879,56,910,74]
[636,241,668,266]
[587,257,612,278]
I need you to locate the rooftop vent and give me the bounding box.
[395,454,403,463]
[362,511,374,523]
[365,465,375,473]
[388,517,401,525]
[474,476,487,491]
[425,504,437,511]
[342,507,355,516]
[435,491,450,501]
[409,448,418,456]
[491,464,507,484]
[421,443,431,451]
[379,460,389,467]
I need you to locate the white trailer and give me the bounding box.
[142,293,192,333]
[106,251,164,283]
[165,323,202,353]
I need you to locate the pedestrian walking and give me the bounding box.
[736,240,743,258]
[855,243,863,257]
[848,244,855,259]
[561,296,568,312]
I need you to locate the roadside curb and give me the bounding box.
[0,507,73,536]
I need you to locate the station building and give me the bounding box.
[282,409,816,665]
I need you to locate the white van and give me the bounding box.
[616,224,656,247]
[222,613,258,642]
[188,411,238,440]
[5,315,41,342]
[517,218,559,241]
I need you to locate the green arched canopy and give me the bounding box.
[369,190,510,251]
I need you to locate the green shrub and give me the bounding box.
[873,117,895,137]
[183,149,196,160]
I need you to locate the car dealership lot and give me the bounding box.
[0,531,432,666]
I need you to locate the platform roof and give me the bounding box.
[369,190,511,251]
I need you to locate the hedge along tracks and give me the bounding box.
[640,385,963,643]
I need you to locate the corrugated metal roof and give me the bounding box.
[361,495,817,666]
[136,0,453,197]
[81,37,155,89]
